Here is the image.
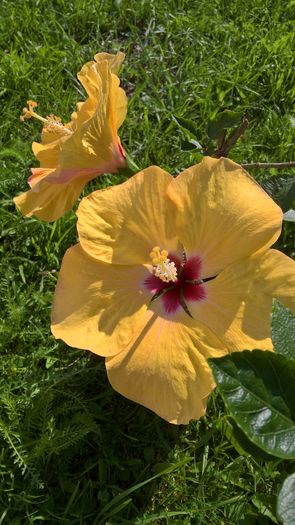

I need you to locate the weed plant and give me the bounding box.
[0,0,294,523]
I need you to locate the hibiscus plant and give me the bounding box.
[14,50,295,525]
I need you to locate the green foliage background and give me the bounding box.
[0,0,294,523]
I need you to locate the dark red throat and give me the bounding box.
[144,255,206,315]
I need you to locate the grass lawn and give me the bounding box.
[0,0,294,523]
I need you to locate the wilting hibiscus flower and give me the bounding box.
[14,52,127,222]
[51,157,295,424]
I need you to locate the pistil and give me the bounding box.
[20,100,72,135]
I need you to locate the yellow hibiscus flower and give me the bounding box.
[51,157,295,424]
[14,52,127,222]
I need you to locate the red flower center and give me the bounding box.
[144,254,206,315]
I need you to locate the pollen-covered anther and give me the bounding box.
[20,100,39,122]
[150,246,178,283]
[43,114,72,135]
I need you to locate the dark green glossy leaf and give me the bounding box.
[190,138,203,149]
[207,109,244,139]
[173,115,198,137]
[181,139,197,151]
[217,416,275,460]
[209,350,295,458]
[261,176,295,212]
[180,139,202,151]
[277,473,295,525]
[284,182,295,210]
[272,302,295,361]
[238,514,275,525]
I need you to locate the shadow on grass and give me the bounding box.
[1,348,200,524]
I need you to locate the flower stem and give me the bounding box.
[215,117,249,157]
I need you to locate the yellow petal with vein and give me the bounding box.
[94,51,125,74]
[168,157,282,278]
[77,166,179,265]
[254,249,295,314]
[14,176,86,222]
[57,59,126,172]
[51,244,151,356]
[106,314,225,424]
[32,141,60,168]
[189,251,292,352]
[15,51,127,222]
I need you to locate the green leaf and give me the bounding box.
[272,302,295,361]
[207,109,244,139]
[261,176,295,212]
[238,514,275,525]
[180,139,197,151]
[252,494,278,523]
[277,473,295,525]
[180,139,203,151]
[283,209,295,222]
[45,356,59,369]
[217,416,275,460]
[284,182,295,210]
[203,140,216,155]
[192,152,205,163]
[118,149,140,176]
[173,115,198,137]
[209,350,295,458]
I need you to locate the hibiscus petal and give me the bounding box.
[57,59,127,173]
[106,314,226,424]
[253,249,295,314]
[77,166,180,265]
[32,140,60,167]
[111,73,128,131]
[167,157,283,278]
[161,287,182,314]
[14,176,87,222]
[51,244,152,357]
[94,51,125,75]
[189,252,277,352]
[28,168,54,188]
[15,52,128,223]
[75,52,125,125]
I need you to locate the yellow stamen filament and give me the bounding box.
[20,100,72,135]
[150,246,178,283]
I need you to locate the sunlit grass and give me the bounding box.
[0,0,294,522]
